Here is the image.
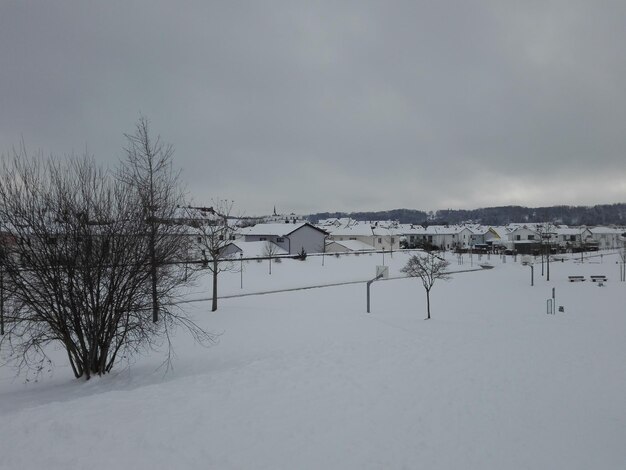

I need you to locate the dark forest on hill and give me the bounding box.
[308,203,626,226]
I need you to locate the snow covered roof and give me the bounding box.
[422,225,473,235]
[396,224,427,235]
[589,226,624,234]
[556,228,588,236]
[172,206,222,222]
[326,239,375,251]
[224,240,288,258]
[316,217,358,228]
[489,226,511,239]
[327,224,375,237]
[507,226,538,234]
[507,223,535,230]
[372,226,403,236]
[464,223,484,231]
[246,222,327,237]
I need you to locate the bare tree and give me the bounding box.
[401,252,450,320]
[190,200,237,312]
[263,241,280,275]
[0,149,212,379]
[119,116,185,323]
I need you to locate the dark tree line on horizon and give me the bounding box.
[308,203,626,226]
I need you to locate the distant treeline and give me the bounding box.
[308,208,428,225]
[308,203,626,226]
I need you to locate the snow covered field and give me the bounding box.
[1,251,625,469]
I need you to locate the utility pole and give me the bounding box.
[542,230,555,282]
[539,235,543,276]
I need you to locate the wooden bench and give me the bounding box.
[568,275,585,282]
[590,275,607,283]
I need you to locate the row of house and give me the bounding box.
[174,208,625,260]
[5,204,622,263]
[483,224,625,254]
[401,223,625,254]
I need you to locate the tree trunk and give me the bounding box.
[211,259,218,312]
[150,226,158,322]
[425,289,431,320]
[0,271,4,336]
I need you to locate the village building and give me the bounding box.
[589,227,624,250]
[325,239,376,253]
[220,240,288,259]
[326,223,401,251]
[404,225,475,251]
[244,222,328,255]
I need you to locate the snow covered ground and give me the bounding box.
[1,251,625,469]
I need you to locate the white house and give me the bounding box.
[554,227,592,250]
[398,224,426,248]
[407,225,475,251]
[484,226,509,249]
[506,226,540,253]
[326,223,401,251]
[244,222,328,255]
[507,226,539,243]
[589,227,624,250]
[325,239,376,253]
[220,240,288,259]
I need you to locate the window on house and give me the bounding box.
[260,237,267,241]
[219,235,224,241]
[528,235,535,240]
[516,235,521,240]
[349,237,356,240]
[391,237,395,243]
[276,237,284,243]
[197,236,202,243]
[378,238,382,243]
[230,235,236,240]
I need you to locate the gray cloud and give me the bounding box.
[2,0,626,215]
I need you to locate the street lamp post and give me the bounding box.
[240,252,243,289]
[541,232,556,281]
[539,235,544,276]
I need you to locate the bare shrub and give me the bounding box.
[0,144,213,379]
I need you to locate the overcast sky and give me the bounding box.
[2,1,626,215]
